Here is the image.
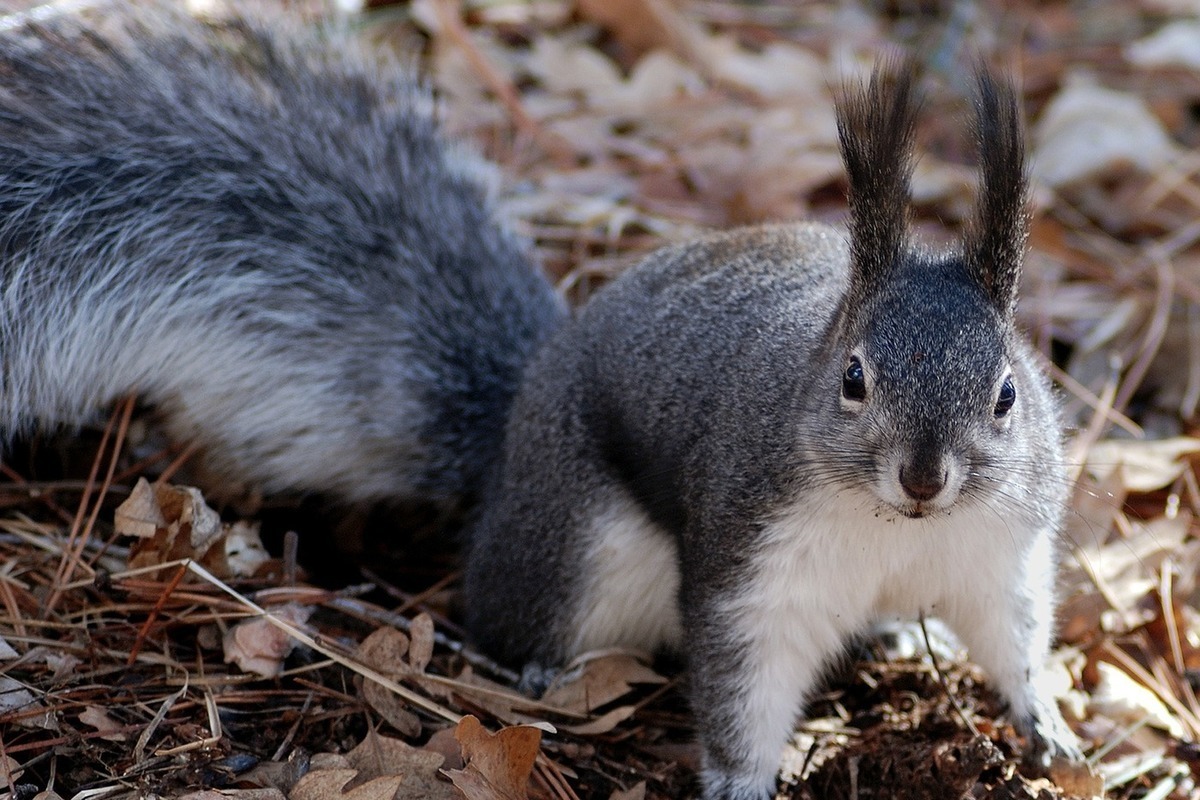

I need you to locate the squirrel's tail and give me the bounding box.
[0,3,564,510]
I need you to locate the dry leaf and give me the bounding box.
[541,652,666,714]
[78,705,127,741]
[1032,72,1177,188]
[120,479,267,579]
[1046,758,1104,799]
[224,520,270,576]
[289,768,405,800]
[223,603,314,678]
[608,783,646,800]
[0,675,52,730]
[361,681,422,738]
[423,727,465,772]
[355,627,422,735]
[558,704,636,735]
[576,0,704,62]
[407,613,435,673]
[1126,20,1200,69]
[114,478,167,539]
[0,637,17,660]
[1089,661,1183,738]
[0,755,22,788]
[1084,437,1200,492]
[345,730,459,800]
[444,715,541,800]
[237,751,311,794]
[358,626,411,669]
[178,791,285,800]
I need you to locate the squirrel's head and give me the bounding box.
[822,62,1036,520]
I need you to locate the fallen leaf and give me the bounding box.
[541,652,666,714]
[354,626,423,734]
[407,613,435,673]
[0,675,53,730]
[444,715,541,800]
[1084,437,1200,493]
[178,791,285,800]
[576,0,704,63]
[423,727,465,772]
[608,783,646,800]
[78,705,127,741]
[223,520,270,576]
[114,478,167,539]
[557,704,636,735]
[223,603,314,678]
[120,479,266,579]
[1089,661,1183,738]
[0,755,22,789]
[1126,20,1200,69]
[1032,72,1177,188]
[346,730,459,799]
[289,768,404,800]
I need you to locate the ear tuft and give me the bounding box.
[964,66,1029,318]
[835,59,923,306]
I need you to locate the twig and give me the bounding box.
[919,613,978,737]
[429,0,573,165]
[186,560,464,725]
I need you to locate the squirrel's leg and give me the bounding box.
[941,530,1082,762]
[684,576,853,800]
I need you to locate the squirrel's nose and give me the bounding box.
[899,465,946,502]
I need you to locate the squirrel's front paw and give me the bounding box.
[1017,699,1084,768]
[517,662,561,696]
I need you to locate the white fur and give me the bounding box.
[714,486,1058,796]
[570,496,683,655]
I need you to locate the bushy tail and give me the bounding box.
[0,3,563,510]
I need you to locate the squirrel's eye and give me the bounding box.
[994,376,1016,418]
[842,357,866,402]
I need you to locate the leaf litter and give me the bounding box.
[1,0,1200,798]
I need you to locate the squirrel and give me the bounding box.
[0,5,1080,798]
[0,3,564,515]
[463,65,1083,798]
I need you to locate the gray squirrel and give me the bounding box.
[0,3,563,513]
[464,66,1083,798]
[0,5,1080,799]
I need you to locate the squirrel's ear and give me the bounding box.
[835,60,922,306]
[963,67,1028,319]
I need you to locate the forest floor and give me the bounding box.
[2,0,1200,798]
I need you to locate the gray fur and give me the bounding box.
[0,4,563,510]
[466,64,1080,799]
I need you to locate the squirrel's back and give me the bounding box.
[0,4,564,510]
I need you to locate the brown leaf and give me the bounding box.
[78,705,127,741]
[557,705,636,736]
[576,0,686,60]
[178,791,285,800]
[114,478,167,539]
[540,653,666,714]
[354,627,423,735]
[407,613,435,673]
[346,730,460,800]
[223,603,314,679]
[361,680,422,738]
[444,715,541,800]
[608,783,646,800]
[120,478,267,579]
[423,727,465,772]
[1047,758,1104,799]
[289,768,405,800]
[358,626,411,669]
